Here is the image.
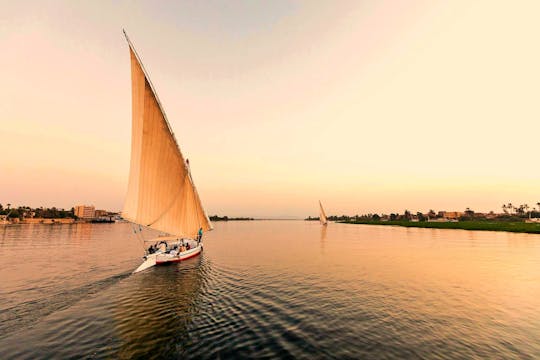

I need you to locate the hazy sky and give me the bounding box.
[1,0,539,217]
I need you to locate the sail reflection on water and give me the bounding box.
[320,225,327,254]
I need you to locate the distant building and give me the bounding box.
[437,211,463,219]
[95,209,108,217]
[74,205,95,219]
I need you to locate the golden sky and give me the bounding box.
[1,1,539,217]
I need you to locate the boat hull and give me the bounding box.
[155,244,202,265]
[133,239,203,273]
[133,254,157,273]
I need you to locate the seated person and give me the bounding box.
[159,242,167,252]
[186,243,191,250]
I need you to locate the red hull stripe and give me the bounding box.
[155,249,201,265]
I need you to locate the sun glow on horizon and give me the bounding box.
[1,1,539,217]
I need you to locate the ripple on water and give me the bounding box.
[1,222,540,359]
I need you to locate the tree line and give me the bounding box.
[209,215,254,221]
[306,202,540,223]
[0,204,76,219]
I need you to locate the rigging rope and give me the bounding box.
[131,223,146,252]
[187,160,203,239]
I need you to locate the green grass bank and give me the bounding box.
[340,220,540,234]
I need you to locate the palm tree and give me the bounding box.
[404,210,411,220]
[502,204,508,214]
[508,203,513,215]
[5,204,12,218]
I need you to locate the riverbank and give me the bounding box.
[209,216,254,221]
[340,220,540,234]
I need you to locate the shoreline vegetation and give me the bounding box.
[0,203,258,225]
[306,203,540,234]
[209,215,254,221]
[0,204,76,219]
[339,220,540,234]
[0,203,120,225]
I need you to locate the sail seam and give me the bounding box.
[145,172,188,231]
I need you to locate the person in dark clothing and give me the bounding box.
[197,227,203,242]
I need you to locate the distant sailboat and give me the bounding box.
[319,201,328,226]
[122,31,213,273]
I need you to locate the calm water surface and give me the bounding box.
[1,221,540,359]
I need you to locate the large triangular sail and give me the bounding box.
[319,201,328,226]
[122,31,212,238]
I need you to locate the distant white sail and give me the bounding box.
[319,201,328,225]
[122,31,212,238]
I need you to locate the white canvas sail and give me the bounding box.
[319,201,328,225]
[122,31,212,238]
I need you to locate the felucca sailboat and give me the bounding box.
[319,201,328,226]
[122,31,213,273]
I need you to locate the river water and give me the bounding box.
[1,221,539,359]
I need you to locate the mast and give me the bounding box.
[122,30,212,237]
[122,29,184,171]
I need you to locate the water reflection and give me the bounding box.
[70,223,94,241]
[1,222,540,359]
[112,258,206,359]
[320,225,327,254]
[0,225,7,244]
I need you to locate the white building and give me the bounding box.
[74,205,95,219]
